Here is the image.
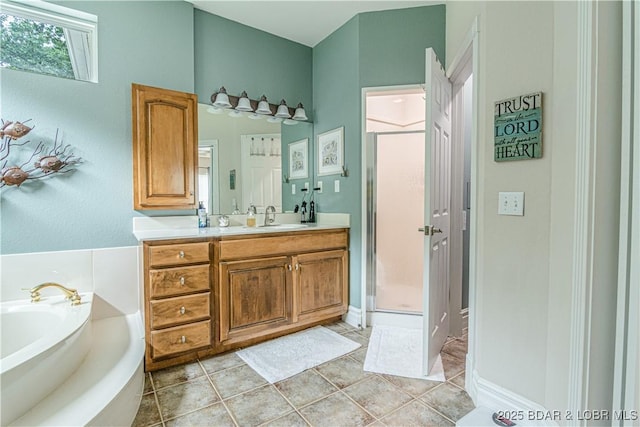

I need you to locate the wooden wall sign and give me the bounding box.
[494,92,542,161]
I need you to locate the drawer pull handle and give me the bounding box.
[180,306,186,315]
[180,276,185,286]
[178,251,185,259]
[180,335,186,344]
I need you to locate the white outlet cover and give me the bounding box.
[498,191,524,216]
[318,181,323,193]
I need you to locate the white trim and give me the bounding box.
[613,1,639,423]
[343,305,362,329]
[470,370,559,427]
[568,2,597,417]
[367,311,423,329]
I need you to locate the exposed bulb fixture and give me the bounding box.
[275,99,291,119]
[235,91,253,112]
[255,95,272,115]
[292,103,308,121]
[212,86,232,109]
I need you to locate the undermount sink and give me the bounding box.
[258,223,308,230]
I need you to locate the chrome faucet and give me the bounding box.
[27,282,82,306]
[264,205,276,226]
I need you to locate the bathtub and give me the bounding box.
[1,292,144,426]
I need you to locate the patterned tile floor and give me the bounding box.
[134,322,474,427]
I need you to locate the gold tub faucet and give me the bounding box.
[27,282,82,306]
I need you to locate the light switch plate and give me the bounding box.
[304,182,310,190]
[334,180,340,193]
[498,191,524,216]
[317,181,323,193]
[291,184,296,195]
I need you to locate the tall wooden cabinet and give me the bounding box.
[132,84,198,210]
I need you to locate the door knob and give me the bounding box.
[418,226,443,236]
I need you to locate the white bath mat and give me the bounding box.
[236,326,361,383]
[363,325,445,382]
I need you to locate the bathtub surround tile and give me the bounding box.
[151,361,205,390]
[1,249,94,301]
[343,375,412,418]
[275,370,338,407]
[209,363,267,398]
[299,392,375,427]
[164,402,235,427]
[92,246,139,317]
[381,400,454,426]
[225,385,294,426]
[420,382,475,422]
[156,376,219,420]
[134,324,473,426]
[132,393,162,427]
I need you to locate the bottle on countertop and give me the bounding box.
[246,204,257,227]
[198,201,208,228]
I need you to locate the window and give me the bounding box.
[0,0,98,82]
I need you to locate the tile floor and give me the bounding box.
[133,322,474,427]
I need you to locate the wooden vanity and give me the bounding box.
[141,227,348,371]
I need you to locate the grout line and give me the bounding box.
[265,384,313,427]
[198,359,241,427]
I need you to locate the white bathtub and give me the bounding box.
[1,292,145,426]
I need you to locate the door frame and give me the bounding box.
[360,83,428,329]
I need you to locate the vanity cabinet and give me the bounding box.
[141,228,349,371]
[215,229,348,347]
[143,240,212,371]
[132,83,198,210]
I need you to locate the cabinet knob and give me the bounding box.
[179,251,185,259]
[180,335,186,344]
[180,276,185,286]
[287,264,292,271]
[295,263,300,271]
[180,306,186,315]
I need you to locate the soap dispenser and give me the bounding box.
[246,204,257,227]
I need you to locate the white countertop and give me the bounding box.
[132,213,351,242]
[133,223,349,242]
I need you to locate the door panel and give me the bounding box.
[295,250,348,321]
[423,48,452,376]
[240,135,282,212]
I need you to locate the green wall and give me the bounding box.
[312,5,446,309]
[1,1,195,254]
[194,10,312,114]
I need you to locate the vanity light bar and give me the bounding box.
[210,88,308,122]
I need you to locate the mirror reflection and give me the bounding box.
[197,103,313,215]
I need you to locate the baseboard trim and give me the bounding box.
[344,306,362,329]
[469,369,559,427]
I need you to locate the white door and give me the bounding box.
[422,48,452,376]
[240,134,282,212]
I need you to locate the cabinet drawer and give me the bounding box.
[149,242,209,267]
[218,230,348,261]
[149,264,210,298]
[150,320,211,359]
[150,293,210,329]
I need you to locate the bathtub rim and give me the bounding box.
[0,292,93,375]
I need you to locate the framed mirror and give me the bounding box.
[197,103,313,214]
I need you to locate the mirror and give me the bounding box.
[197,103,313,215]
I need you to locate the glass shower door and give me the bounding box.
[373,131,425,312]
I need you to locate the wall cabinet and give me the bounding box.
[142,228,349,371]
[132,84,198,210]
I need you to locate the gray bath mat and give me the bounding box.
[236,326,361,383]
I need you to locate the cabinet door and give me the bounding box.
[132,83,198,210]
[294,249,348,322]
[219,256,292,343]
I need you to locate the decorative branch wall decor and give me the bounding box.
[1,119,82,188]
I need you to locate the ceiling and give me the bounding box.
[188,1,443,47]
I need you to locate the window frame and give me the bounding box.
[0,0,98,82]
